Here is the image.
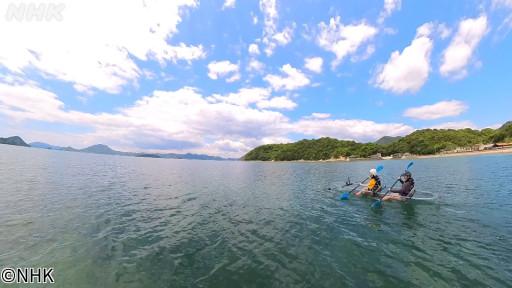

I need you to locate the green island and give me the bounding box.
[243,121,512,161]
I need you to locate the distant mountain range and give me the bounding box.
[1,137,233,161]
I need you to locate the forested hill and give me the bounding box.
[375,136,402,145]
[242,124,512,161]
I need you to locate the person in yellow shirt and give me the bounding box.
[355,168,382,197]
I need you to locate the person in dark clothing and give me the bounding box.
[383,171,415,201]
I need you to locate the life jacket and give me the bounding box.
[403,177,415,195]
[368,175,382,192]
[407,177,415,191]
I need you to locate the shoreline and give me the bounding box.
[251,148,512,163]
[414,148,512,159]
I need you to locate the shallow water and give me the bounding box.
[0,145,511,287]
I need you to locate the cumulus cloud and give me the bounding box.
[437,23,452,39]
[404,100,468,120]
[259,0,295,55]
[316,16,377,67]
[0,0,205,94]
[264,64,310,91]
[272,25,295,45]
[351,44,376,62]
[0,81,420,157]
[295,118,414,142]
[373,23,434,94]
[378,0,402,24]
[440,15,488,79]
[207,60,241,82]
[0,83,291,157]
[247,59,265,73]
[256,96,297,110]
[304,57,324,73]
[305,113,331,119]
[248,43,260,55]
[207,87,271,107]
[207,88,297,111]
[222,0,236,9]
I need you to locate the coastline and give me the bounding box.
[249,148,512,163]
[414,148,512,159]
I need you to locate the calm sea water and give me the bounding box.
[0,144,511,287]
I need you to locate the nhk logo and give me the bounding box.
[2,267,55,284]
[5,2,65,22]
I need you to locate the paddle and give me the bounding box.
[343,177,353,187]
[340,165,383,200]
[371,162,413,209]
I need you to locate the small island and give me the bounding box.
[0,136,30,147]
[136,154,162,158]
[243,121,512,161]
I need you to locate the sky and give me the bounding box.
[0,0,511,157]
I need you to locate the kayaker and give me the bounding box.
[355,168,382,197]
[382,171,415,201]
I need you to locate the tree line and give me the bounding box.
[242,122,512,161]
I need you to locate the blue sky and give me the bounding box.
[0,0,511,157]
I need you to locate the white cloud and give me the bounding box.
[429,121,476,130]
[272,25,294,45]
[0,83,291,157]
[256,96,297,110]
[259,0,294,55]
[222,0,236,9]
[251,13,259,25]
[404,100,468,120]
[378,0,402,24]
[295,118,414,142]
[247,59,265,73]
[207,60,241,82]
[248,43,260,55]
[373,23,434,94]
[207,87,271,107]
[440,15,488,79]
[0,81,421,157]
[0,0,205,94]
[304,57,324,73]
[308,113,331,119]
[316,16,377,67]
[438,23,452,39]
[264,64,310,91]
[493,0,512,8]
[351,44,376,62]
[503,14,512,29]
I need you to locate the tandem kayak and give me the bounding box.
[375,189,437,202]
[340,184,437,202]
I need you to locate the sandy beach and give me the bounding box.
[414,148,512,159]
[260,148,512,163]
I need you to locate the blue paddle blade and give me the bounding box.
[376,165,384,173]
[371,200,382,209]
[406,162,414,171]
[340,192,349,200]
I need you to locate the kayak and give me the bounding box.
[375,189,437,202]
[341,184,436,202]
[400,190,436,201]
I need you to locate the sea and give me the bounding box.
[0,144,511,287]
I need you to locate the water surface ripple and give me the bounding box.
[0,145,511,287]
